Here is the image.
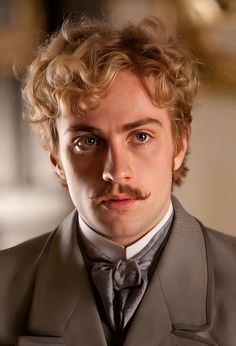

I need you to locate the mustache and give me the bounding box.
[89,184,150,202]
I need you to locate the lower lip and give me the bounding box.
[101,199,136,211]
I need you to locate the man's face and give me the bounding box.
[52,71,187,245]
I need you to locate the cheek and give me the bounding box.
[146,141,174,172]
[61,151,103,187]
[147,153,173,193]
[135,151,173,193]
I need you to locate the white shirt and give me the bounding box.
[79,201,173,262]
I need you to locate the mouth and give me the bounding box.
[100,194,137,211]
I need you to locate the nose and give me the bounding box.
[102,145,132,183]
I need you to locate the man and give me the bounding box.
[0,16,236,346]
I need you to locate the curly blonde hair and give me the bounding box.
[22,16,199,185]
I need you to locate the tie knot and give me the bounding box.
[113,259,142,291]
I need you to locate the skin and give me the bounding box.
[51,71,187,246]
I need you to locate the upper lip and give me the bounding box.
[101,194,134,202]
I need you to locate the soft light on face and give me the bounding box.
[51,71,187,246]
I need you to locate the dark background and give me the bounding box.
[44,0,105,33]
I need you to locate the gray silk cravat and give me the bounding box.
[92,256,150,330]
[83,216,173,331]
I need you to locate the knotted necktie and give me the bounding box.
[87,216,173,332]
[91,257,151,330]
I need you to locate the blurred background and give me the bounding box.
[0,0,236,249]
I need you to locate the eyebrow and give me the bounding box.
[65,125,103,136]
[121,117,162,132]
[64,117,162,135]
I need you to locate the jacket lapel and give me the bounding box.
[124,264,173,345]
[26,211,107,346]
[125,197,216,345]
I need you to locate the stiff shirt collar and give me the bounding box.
[79,201,173,262]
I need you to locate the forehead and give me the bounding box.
[58,71,170,133]
[89,71,158,119]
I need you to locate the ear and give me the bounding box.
[173,128,189,171]
[50,152,67,183]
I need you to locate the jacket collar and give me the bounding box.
[27,197,215,345]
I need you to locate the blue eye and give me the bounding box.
[74,135,99,151]
[84,136,97,146]
[135,132,149,142]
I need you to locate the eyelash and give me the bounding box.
[131,132,151,143]
[73,135,101,151]
[73,131,152,152]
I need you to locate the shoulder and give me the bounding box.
[0,209,78,279]
[0,231,53,298]
[172,195,236,269]
[0,232,53,343]
[172,195,236,249]
[0,208,78,267]
[205,227,236,249]
[205,228,236,339]
[0,232,52,271]
[205,227,236,270]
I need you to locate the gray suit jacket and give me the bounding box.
[0,197,236,346]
